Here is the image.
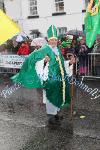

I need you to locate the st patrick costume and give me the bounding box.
[11,25,71,116]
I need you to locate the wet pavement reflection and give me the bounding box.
[0,75,100,150]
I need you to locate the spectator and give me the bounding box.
[12,39,20,54]
[66,39,75,54]
[27,39,34,53]
[92,34,100,76]
[17,40,30,55]
[60,41,68,59]
[0,44,8,55]
[72,36,80,56]
[78,36,89,75]
[60,37,75,60]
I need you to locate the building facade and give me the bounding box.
[4,0,87,38]
[0,0,5,11]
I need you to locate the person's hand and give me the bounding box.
[44,55,50,63]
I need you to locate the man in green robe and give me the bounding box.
[12,25,75,127]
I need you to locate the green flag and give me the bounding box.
[84,0,100,48]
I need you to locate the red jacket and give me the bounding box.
[60,48,67,59]
[17,43,30,55]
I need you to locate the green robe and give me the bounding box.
[11,44,71,108]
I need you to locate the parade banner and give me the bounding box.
[0,55,27,68]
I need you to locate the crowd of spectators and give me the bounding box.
[59,34,100,76]
[0,33,100,77]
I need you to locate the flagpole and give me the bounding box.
[70,54,77,118]
[70,71,74,117]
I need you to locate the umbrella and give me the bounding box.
[31,37,47,47]
[66,30,84,37]
[12,33,29,42]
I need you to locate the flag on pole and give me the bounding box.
[0,9,21,45]
[84,0,100,48]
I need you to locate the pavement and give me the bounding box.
[0,75,100,150]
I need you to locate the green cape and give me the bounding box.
[11,44,71,108]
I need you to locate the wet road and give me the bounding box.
[0,76,100,150]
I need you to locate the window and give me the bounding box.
[57,27,67,35]
[54,0,64,13]
[30,30,41,38]
[29,0,38,16]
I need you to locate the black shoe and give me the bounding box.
[48,116,61,128]
[55,114,63,121]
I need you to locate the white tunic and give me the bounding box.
[35,47,73,115]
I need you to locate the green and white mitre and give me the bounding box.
[47,25,58,40]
